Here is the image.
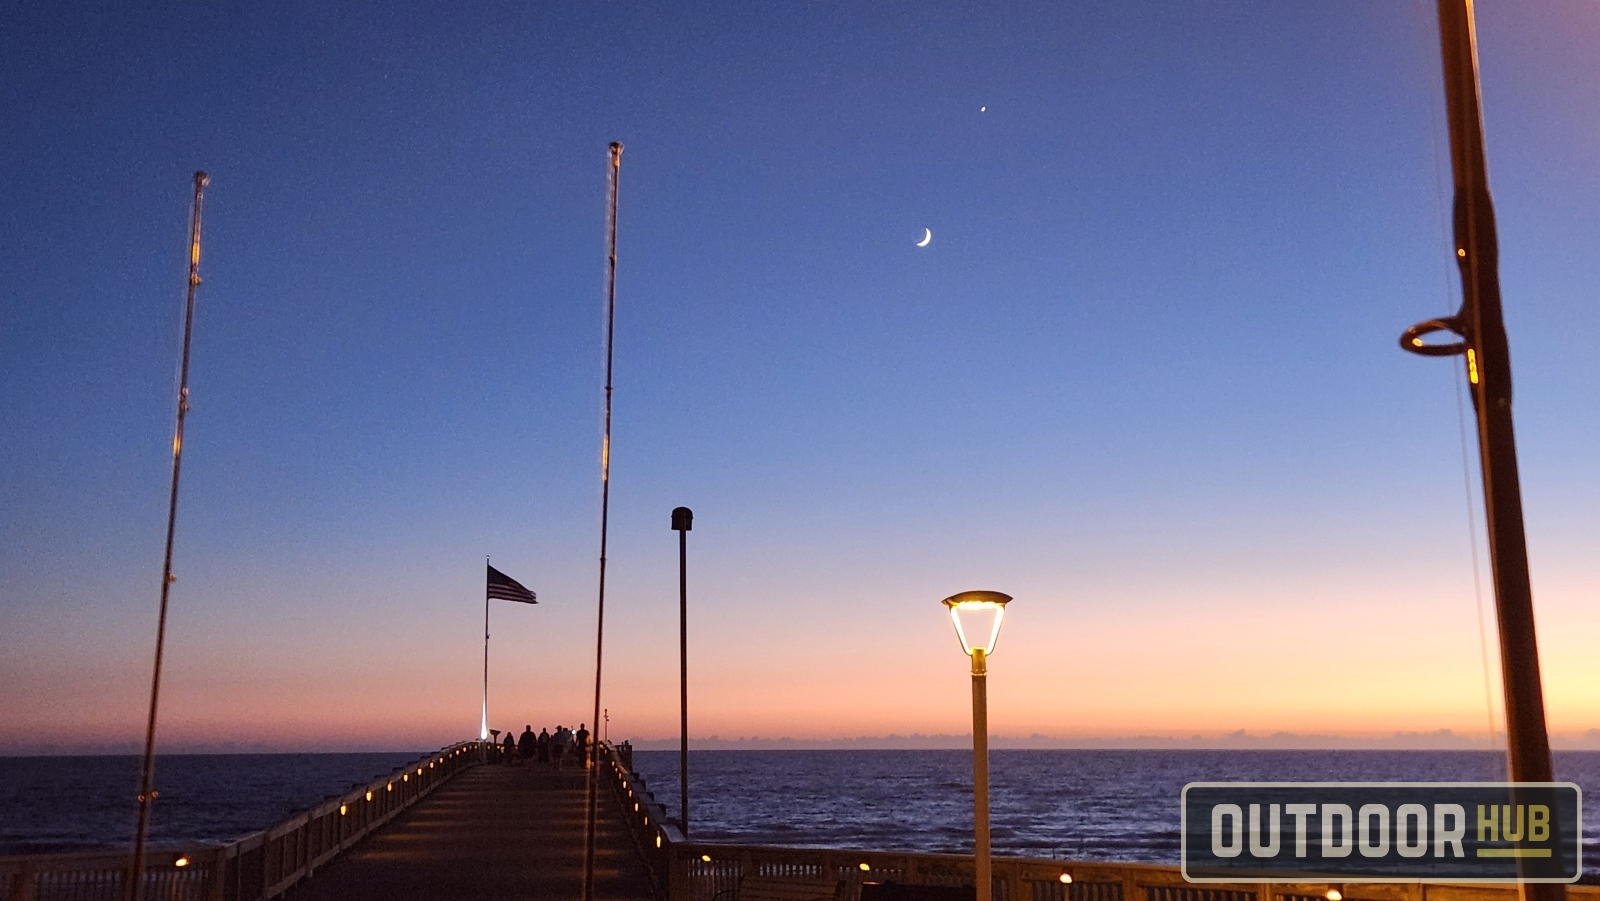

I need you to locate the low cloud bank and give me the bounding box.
[626,729,1600,751]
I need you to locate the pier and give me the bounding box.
[279,758,652,901]
[4,743,1600,901]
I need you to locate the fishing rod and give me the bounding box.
[583,140,623,901]
[128,171,209,901]
[1401,5,1560,899]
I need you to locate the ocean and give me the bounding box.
[632,749,1600,867]
[0,752,422,855]
[5,749,1599,872]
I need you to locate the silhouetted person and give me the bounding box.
[575,724,590,767]
[537,728,551,764]
[502,732,516,765]
[518,724,537,762]
[551,725,567,768]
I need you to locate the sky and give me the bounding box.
[2,1,1598,754]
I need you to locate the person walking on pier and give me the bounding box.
[537,727,550,764]
[518,724,536,763]
[501,731,517,765]
[575,724,590,768]
[551,725,567,768]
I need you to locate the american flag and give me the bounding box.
[486,564,537,604]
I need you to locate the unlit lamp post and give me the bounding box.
[943,590,1011,901]
[672,506,693,835]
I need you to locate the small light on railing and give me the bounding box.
[174,856,190,868]
[644,816,649,825]
[339,805,348,816]
[387,782,393,791]
[366,791,373,801]
[417,768,423,775]
[1326,892,1342,901]
[1058,872,1073,885]
[701,855,712,863]
[656,834,662,848]
[403,775,409,782]
[858,862,871,872]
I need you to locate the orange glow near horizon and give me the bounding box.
[5,527,1600,753]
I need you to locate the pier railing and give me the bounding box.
[601,739,682,898]
[0,739,485,901]
[664,844,1600,901]
[596,750,1600,901]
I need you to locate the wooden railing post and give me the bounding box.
[204,847,225,901]
[10,860,36,901]
[1120,868,1141,901]
[669,845,689,901]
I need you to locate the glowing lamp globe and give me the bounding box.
[941,591,1011,657]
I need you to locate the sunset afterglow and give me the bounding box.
[3,2,1599,756]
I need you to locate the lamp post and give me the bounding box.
[943,590,1011,901]
[672,506,693,835]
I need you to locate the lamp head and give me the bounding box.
[941,590,1011,656]
[672,506,694,531]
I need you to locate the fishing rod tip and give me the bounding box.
[194,171,210,187]
[610,142,623,155]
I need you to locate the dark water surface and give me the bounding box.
[5,749,1599,872]
[631,749,1600,868]
[0,753,421,855]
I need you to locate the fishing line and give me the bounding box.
[1455,364,1503,776]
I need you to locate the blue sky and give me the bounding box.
[2,1,1598,752]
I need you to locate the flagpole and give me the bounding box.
[583,140,622,901]
[481,558,490,741]
[129,171,208,901]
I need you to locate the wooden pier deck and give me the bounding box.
[281,761,655,901]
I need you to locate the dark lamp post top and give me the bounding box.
[941,590,1011,609]
[672,507,693,531]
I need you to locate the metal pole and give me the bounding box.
[129,171,208,901]
[481,558,491,742]
[1405,5,1560,899]
[972,648,990,901]
[583,140,623,901]
[672,505,693,834]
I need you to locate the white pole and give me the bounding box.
[480,562,490,741]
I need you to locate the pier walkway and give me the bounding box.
[282,762,653,901]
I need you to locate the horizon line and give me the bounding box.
[9,727,1600,756]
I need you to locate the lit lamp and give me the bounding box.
[943,590,1011,901]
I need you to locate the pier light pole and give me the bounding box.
[672,506,693,834]
[943,591,1011,901]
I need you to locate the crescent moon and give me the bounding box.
[916,228,932,247]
